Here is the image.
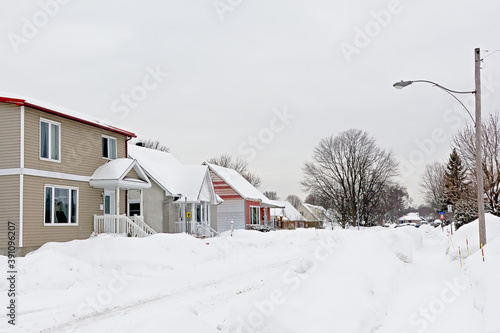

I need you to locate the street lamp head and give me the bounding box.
[393,80,413,90]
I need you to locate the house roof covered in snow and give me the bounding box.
[129,144,219,203]
[203,162,282,208]
[0,94,136,137]
[270,200,306,221]
[398,213,424,221]
[298,203,329,222]
[90,158,151,190]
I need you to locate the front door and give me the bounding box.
[104,190,115,215]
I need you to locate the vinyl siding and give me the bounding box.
[125,168,140,180]
[0,103,21,169]
[22,175,125,248]
[0,175,20,248]
[209,170,242,200]
[24,107,127,176]
[142,179,165,233]
[217,199,245,232]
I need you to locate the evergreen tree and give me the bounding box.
[443,149,476,228]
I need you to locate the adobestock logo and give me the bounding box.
[8,0,72,53]
[110,65,169,119]
[236,236,337,333]
[405,278,467,333]
[237,106,295,162]
[213,0,244,21]
[399,74,500,178]
[340,0,403,64]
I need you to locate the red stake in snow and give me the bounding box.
[481,243,485,262]
[458,246,462,267]
[466,235,469,257]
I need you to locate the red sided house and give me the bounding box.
[203,162,283,232]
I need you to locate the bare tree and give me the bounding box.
[263,191,279,200]
[208,154,262,188]
[302,129,399,228]
[243,172,262,188]
[453,114,500,215]
[419,162,445,210]
[286,194,302,209]
[304,192,329,208]
[139,139,170,152]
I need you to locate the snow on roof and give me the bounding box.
[270,200,306,221]
[398,212,424,221]
[0,93,135,137]
[90,158,151,189]
[204,162,279,207]
[91,158,138,180]
[299,203,330,222]
[129,145,216,203]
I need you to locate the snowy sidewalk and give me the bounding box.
[2,220,500,333]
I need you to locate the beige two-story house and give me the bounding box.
[0,95,151,256]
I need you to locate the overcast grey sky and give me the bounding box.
[2,0,500,205]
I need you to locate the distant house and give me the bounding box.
[128,144,220,237]
[204,162,283,232]
[297,203,328,228]
[0,95,151,256]
[270,200,307,229]
[397,212,425,226]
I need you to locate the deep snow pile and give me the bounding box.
[0,218,499,333]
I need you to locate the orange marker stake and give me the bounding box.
[481,243,485,262]
[466,235,469,257]
[458,246,462,267]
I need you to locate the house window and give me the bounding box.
[44,185,78,224]
[129,201,141,216]
[102,136,117,159]
[40,119,60,161]
[250,206,260,225]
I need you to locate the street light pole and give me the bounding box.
[393,47,487,246]
[475,47,487,247]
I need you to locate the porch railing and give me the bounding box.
[175,221,219,238]
[131,215,157,235]
[93,215,156,237]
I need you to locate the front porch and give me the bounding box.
[93,214,156,237]
[173,201,219,238]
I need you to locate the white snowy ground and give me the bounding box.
[1,215,500,333]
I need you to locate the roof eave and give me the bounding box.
[0,96,136,137]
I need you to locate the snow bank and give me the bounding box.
[1,221,499,333]
[220,228,424,333]
[448,213,500,259]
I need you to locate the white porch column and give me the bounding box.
[140,189,144,217]
[116,187,120,215]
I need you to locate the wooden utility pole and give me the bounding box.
[475,47,487,246]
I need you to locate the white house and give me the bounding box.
[128,144,221,237]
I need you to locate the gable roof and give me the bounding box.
[0,94,136,137]
[203,162,281,208]
[398,213,424,222]
[129,144,219,203]
[299,203,328,222]
[90,158,151,189]
[270,200,306,221]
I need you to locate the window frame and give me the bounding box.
[250,206,260,225]
[39,118,61,163]
[43,185,79,226]
[102,135,117,160]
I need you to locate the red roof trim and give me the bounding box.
[0,96,136,138]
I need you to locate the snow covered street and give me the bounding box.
[2,216,500,333]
